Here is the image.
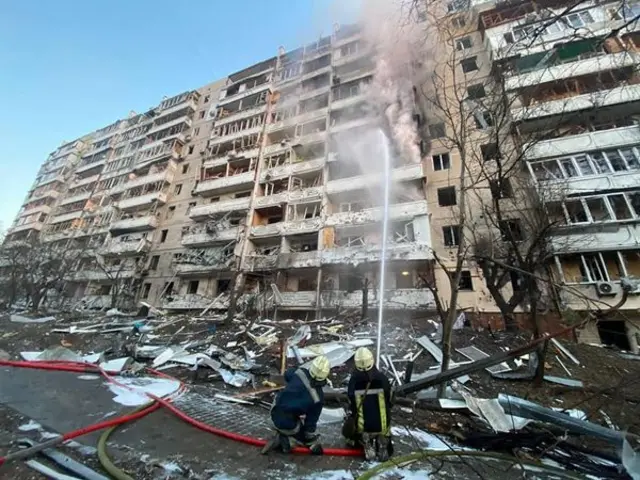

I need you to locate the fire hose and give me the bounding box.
[0,359,362,475]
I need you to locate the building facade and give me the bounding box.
[4,3,640,349]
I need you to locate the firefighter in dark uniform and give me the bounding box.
[261,355,330,455]
[343,347,393,461]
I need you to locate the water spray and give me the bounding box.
[375,128,392,368]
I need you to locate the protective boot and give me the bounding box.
[361,433,376,461]
[261,433,280,455]
[376,435,391,462]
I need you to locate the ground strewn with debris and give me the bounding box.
[1,309,639,479]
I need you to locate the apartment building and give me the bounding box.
[431,0,640,347]
[4,4,640,348]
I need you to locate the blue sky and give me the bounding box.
[0,0,360,232]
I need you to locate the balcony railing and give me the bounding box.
[194,171,255,195]
[326,200,428,226]
[125,165,176,189]
[524,125,640,160]
[326,163,424,195]
[189,197,251,219]
[100,238,151,256]
[181,228,239,246]
[109,215,158,233]
[136,142,181,165]
[218,83,272,106]
[117,191,167,211]
[320,288,434,309]
[505,52,639,91]
[550,223,640,254]
[321,242,432,265]
[513,84,640,122]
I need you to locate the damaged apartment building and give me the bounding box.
[5,2,640,348]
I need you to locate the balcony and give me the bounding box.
[126,166,175,189]
[550,223,640,254]
[203,148,260,170]
[75,158,107,175]
[246,254,278,271]
[60,191,92,207]
[147,116,193,136]
[513,84,640,122]
[268,108,329,133]
[331,94,366,112]
[524,125,640,160]
[136,142,181,166]
[277,251,321,269]
[109,215,158,233]
[332,47,373,68]
[35,172,65,188]
[254,187,324,209]
[326,200,429,227]
[175,262,233,276]
[73,267,137,282]
[210,125,263,145]
[299,65,332,83]
[156,95,198,118]
[19,204,52,218]
[505,52,639,91]
[327,163,424,195]
[282,217,323,235]
[194,171,255,196]
[260,158,325,182]
[275,291,318,308]
[100,238,151,256]
[250,223,283,238]
[219,83,272,106]
[322,242,432,265]
[71,174,100,189]
[543,171,640,199]
[330,117,377,134]
[189,197,251,219]
[181,228,239,247]
[8,221,44,234]
[28,189,61,202]
[117,191,167,211]
[50,210,83,224]
[319,288,434,309]
[216,105,268,127]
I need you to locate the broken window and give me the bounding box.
[438,187,456,206]
[467,84,486,99]
[429,123,446,138]
[458,271,473,290]
[474,111,494,129]
[166,206,176,219]
[182,164,189,174]
[141,283,151,299]
[456,36,473,50]
[149,255,160,270]
[481,143,499,161]
[443,225,461,246]
[609,194,634,220]
[451,16,466,29]
[499,219,523,241]
[432,152,450,171]
[188,280,199,294]
[490,179,513,199]
[586,197,611,222]
[461,57,478,73]
[160,230,168,243]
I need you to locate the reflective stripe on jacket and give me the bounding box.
[271,367,324,435]
[348,368,391,435]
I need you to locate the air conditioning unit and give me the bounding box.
[185,135,192,142]
[595,282,616,297]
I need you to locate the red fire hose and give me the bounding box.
[0,358,362,466]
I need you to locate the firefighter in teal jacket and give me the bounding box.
[262,355,330,455]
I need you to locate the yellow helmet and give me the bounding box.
[354,347,374,371]
[309,355,330,382]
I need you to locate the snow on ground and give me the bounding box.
[105,376,181,406]
[17,419,41,431]
[390,426,453,450]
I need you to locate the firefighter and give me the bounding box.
[343,347,393,461]
[261,355,330,455]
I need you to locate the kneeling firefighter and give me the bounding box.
[261,355,330,455]
[342,347,393,461]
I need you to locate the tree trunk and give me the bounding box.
[361,278,369,320]
[438,306,457,398]
[226,272,244,325]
